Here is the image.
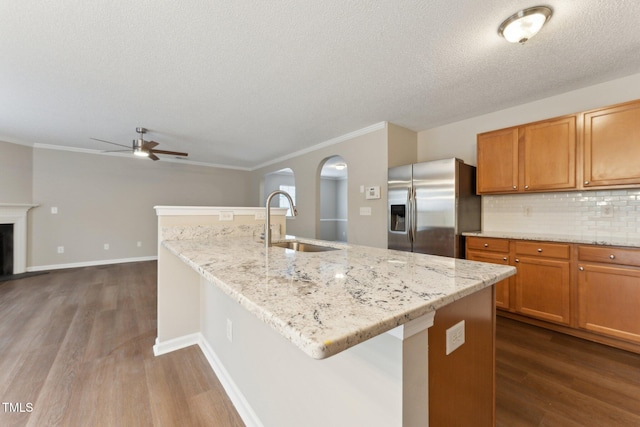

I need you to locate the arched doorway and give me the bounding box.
[319,156,347,242]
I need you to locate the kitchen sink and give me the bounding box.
[271,241,341,252]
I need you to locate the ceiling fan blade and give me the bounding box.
[149,149,189,157]
[90,138,131,149]
[148,153,160,161]
[143,141,159,149]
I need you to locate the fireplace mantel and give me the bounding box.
[0,203,38,274]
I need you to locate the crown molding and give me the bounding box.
[250,121,387,171]
[16,121,388,172]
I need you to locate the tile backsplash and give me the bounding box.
[482,189,640,242]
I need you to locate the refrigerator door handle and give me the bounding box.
[408,186,415,245]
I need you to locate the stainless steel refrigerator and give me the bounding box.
[388,158,480,258]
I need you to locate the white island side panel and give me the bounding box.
[200,275,404,427]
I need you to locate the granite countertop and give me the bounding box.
[162,236,515,359]
[463,231,640,248]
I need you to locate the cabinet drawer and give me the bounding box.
[467,237,509,253]
[578,245,640,267]
[515,241,570,259]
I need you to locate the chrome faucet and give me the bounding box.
[265,190,297,249]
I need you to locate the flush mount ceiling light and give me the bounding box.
[498,6,552,44]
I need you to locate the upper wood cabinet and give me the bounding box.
[583,100,640,188]
[477,128,519,193]
[477,116,576,194]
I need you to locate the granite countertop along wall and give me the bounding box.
[162,235,515,359]
[464,231,640,248]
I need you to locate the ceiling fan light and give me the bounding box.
[498,6,552,44]
[134,147,149,157]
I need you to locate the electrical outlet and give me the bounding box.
[226,318,233,342]
[446,320,465,355]
[103,243,109,250]
[57,246,64,254]
[255,211,266,220]
[601,204,613,218]
[219,211,234,221]
[137,241,142,247]
[523,206,532,217]
[51,207,58,214]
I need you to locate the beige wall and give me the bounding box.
[0,141,33,203]
[29,148,252,268]
[387,123,417,168]
[417,72,640,165]
[250,126,389,248]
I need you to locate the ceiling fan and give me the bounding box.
[91,127,188,161]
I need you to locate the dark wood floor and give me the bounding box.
[1,261,639,426]
[0,261,244,427]
[496,316,640,426]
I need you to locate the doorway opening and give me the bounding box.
[319,156,347,242]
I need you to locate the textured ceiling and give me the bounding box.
[2,1,640,169]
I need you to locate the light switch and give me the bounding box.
[51,207,58,214]
[360,207,372,216]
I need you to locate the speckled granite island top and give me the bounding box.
[162,236,515,359]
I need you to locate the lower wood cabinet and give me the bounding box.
[577,245,640,344]
[513,241,571,325]
[466,245,510,309]
[466,236,640,353]
[514,256,571,325]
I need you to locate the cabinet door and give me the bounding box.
[467,251,510,309]
[514,257,570,325]
[584,101,640,187]
[477,128,518,194]
[577,263,640,343]
[522,116,576,191]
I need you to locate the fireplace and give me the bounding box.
[0,223,13,275]
[0,224,13,275]
[0,204,37,275]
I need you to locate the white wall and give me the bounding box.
[28,147,252,269]
[417,73,640,166]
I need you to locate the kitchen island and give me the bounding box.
[154,206,515,427]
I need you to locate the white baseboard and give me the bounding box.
[197,337,264,427]
[153,334,200,356]
[153,333,263,427]
[26,255,158,272]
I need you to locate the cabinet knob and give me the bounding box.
[524,185,529,189]
[579,266,584,271]
[503,257,507,261]
[537,248,542,253]
[515,258,520,263]
[610,254,615,259]
[484,243,489,247]
[584,181,590,185]
[512,185,517,189]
